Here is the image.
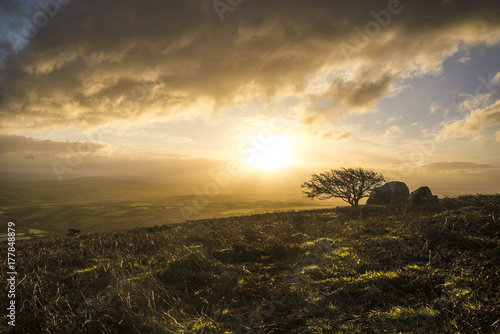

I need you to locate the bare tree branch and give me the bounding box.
[301,168,386,208]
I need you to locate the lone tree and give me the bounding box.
[301,167,386,208]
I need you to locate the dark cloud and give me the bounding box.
[0,0,24,13]
[1,0,500,131]
[0,134,107,154]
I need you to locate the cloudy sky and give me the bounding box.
[0,0,499,195]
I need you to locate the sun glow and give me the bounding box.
[243,133,292,170]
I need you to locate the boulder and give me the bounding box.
[408,186,438,206]
[366,181,410,205]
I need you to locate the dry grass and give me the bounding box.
[1,194,500,333]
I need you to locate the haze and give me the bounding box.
[1,0,500,197]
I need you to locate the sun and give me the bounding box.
[243,133,292,171]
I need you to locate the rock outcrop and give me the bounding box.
[408,186,438,205]
[366,181,410,205]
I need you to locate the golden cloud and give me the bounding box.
[0,0,500,132]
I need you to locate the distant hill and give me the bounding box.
[0,172,83,182]
[0,174,321,206]
[0,176,337,235]
[0,176,194,205]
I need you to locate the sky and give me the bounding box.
[0,0,500,197]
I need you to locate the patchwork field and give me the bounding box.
[0,177,335,237]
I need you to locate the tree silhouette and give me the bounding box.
[301,167,386,208]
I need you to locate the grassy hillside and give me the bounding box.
[1,194,500,333]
